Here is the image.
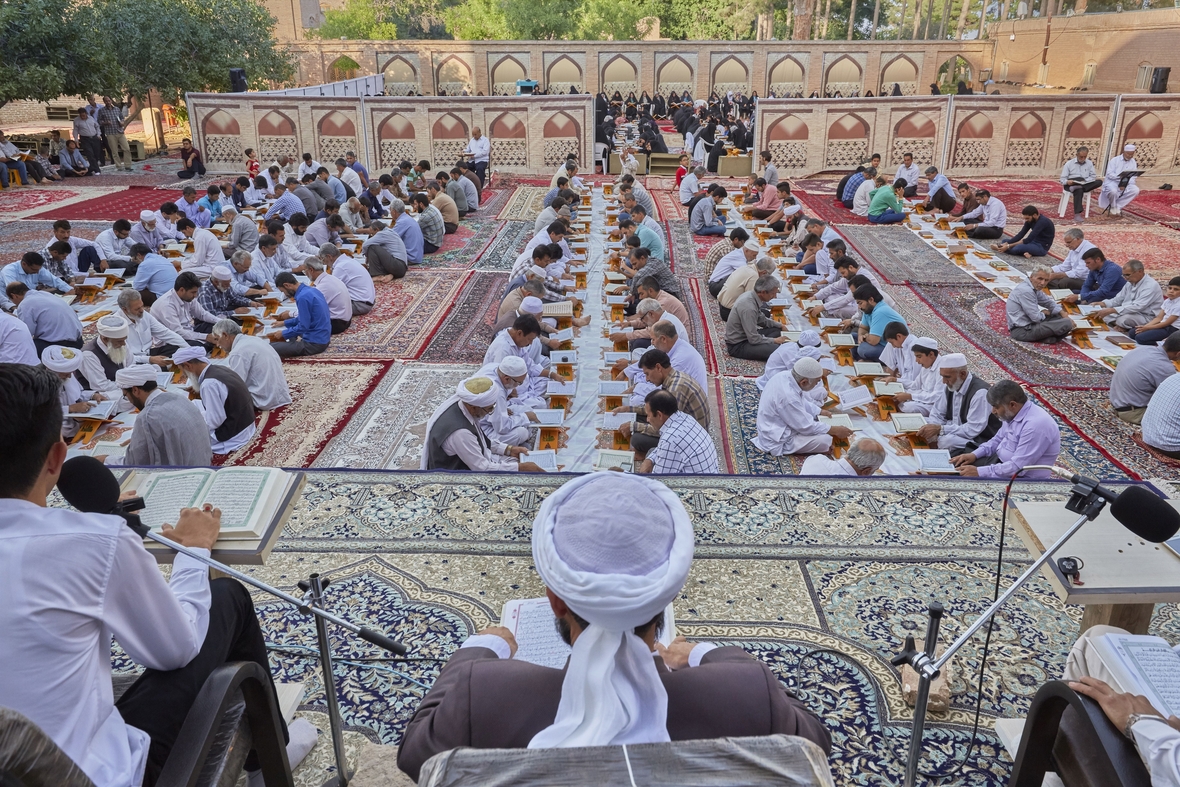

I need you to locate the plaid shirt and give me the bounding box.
[416,204,445,246]
[96,106,125,136]
[650,410,720,474]
[631,368,709,437]
[197,279,254,316]
[629,257,679,298]
[265,191,305,222]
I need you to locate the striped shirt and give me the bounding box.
[631,369,709,437]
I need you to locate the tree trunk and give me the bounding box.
[847,0,858,38]
[977,0,988,35]
[869,0,882,37]
[938,0,952,37]
[756,10,774,38]
[955,0,971,38]
[922,0,936,37]
[911,0,922,37]
[821,0,832,38]
[792,0,812,38]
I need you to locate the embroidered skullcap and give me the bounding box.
[793,357,823,379]
[938,352,968,369]
[455,376,498,407]
[520,296,544,315]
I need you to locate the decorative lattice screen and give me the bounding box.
[1005,138,1044,169]
[890,138,936,165]
[438,81,472,96]
[769,141,808,170]
[547,82,582,95]
[825,81,862,96]
[205,134,242,165]
[768,82,804,98]
[712,81,750,95]
[656,82,692,98]
[1126,139,1159,169]
[380,140,417,169]
[826,139,868,168]
[319,136,357,166]
[432,139,467,168]
[880,81,918,96]
[544,138,578,168]
[1061,137,1101,164]
[603,81,640,97]
[953,139,991,169]
[385,82,419,96]
[492,138,529,169]
[259,136,297,164]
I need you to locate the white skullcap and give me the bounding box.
[497,356,528,377]
[529,472,693,749]
[783,204,803,216]
[913,336,939,352]
[41,345,82,373]
[793,357,823,379]
[115,364,158,388]
[797,330,821,348]
[520,296,544,315]
[172,346,208,365]
[211,265,233,281]
[1124,144,1136,152]
[139,210,156,222]
[455,376,498,408]
[96,315,129,339]
[938,352,968,369]
[529,265,548,278]
[743,240,762,253]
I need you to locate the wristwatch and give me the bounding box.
[1124,712,1163,738]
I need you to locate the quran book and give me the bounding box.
[783,332,802,343]
[527,449,559,472]
[603,352,631,363]
[551,327,574,342]
[790,283,813,294]
[542,301,573,317]
[818,414,855,430]
[835,385,873,410]
[598,381,630,396]
[212,223,229,233]
[123,467,301,540]
[73,399,117,421]
[799,299,823,310]
[594,449,635,473]
[1101,355,1122,369]
[546,380,577,395]
[1091,634,1180,718]
[914,449,957,474]
[891,413,927,433]
[1078,304,1100,316]
[604,271,627,283]
[550,350,577,364]
[874,381,907,396]
[602,412,637,430]
[531,409,566,426]
[606,295,629,305]
[768,298,792,307]
[1050,289,1075,301]
[502,597,675,670]
[82,277,108,288]
[783,269,809,279]
[853,362,886,376]
[156,372,176,389]
[818,317,843,328]
[827,333,856,347]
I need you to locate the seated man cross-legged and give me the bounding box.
[1006,267,1075,344]
[993,205,1055,258]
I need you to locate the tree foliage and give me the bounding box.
[310,0,399,39]
[441,0,510,39]
[576,0,659,39]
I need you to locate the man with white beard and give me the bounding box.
[1098,144,1141,216]
[78,315,135,403]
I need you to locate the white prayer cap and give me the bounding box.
[497,356,528,377]
[520,296,544,315]
[115,364,158,388]
[139,210,156,222]
[797,330,822,348]
[455,376,498,408]
[937,352,968,369]
[743,240,762,253]
[529,472,693,749]
[913,336,939,352]
[96,315,129,339]
[211,265,233,281]
[1124,144,1136,152]
[792,357,823,379]
[172,346,208,365]
[41,345,82,373]
[529,265,548,278]
[783,204,803,216]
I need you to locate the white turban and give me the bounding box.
[41,345,83,373]
[520,296,544,315]
[455,376,498,408]
[529,473,693,749]
[115,365,158,388]
[172,346,207,365]
[938,352,968,369]
[797,330,821,348]
[211,265,233,281]
[96,316,128,339]
[1124,144,1136,152]
[793,357,823,379]
[913,336,939,352]
[497,356,528,377]
[529,265,548,278]
[783,204,802,216]
[743,240,762,253]
[139,210,156,223]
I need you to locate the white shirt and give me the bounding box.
[756,343,823,390]
[332,256,375,303]
[465,135,490,163]
[312,272,352,322]
[1053,240,1096,278]
[15,290,82,342]
[679,173,700,203]
[338,166,363,195]
[800,455,858,476]
[152,210,185,240]
[0,310,37,364]
[121,308,185,364]
[95,229,132,264]
[929,373,992,447]
[196,365,256,453]
[879,335,919,380]
[225,334,291,410]
[0,500,211,787]
[962,197,1007,228]
[283,224,319,263]
[753,372,829,456]
[665,334,707,392]
[150,288,218,342]
[298,159,322,178]
[183,228,224,279]
[709,248,746,283]
[852,180,875,216]
[440,403,518,471]
[895,163,920,188]
[42,235,101,273]
[1104,155,1138,186]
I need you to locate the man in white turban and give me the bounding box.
[173,346,256,455]
[754,357,853,456]
[916,353,1001,454]
[42,345,105,439]
[421,376,544,472]
[396,473,831,782]
[116,364,213,467]
[756,329,826,391]
[78,315,134,402]
[475,356,536,447]
[129,209,167,252]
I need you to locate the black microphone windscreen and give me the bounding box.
[1111,485,1180,543]
[57,456,122,514]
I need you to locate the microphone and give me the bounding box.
[1023,465,1180,543]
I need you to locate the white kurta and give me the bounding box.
[800,455,858,476]
[225,334,291,410]
[927,375,991,451]
[475,363,532,446]
[899,365,942,416]
[755,343,823,390]
[1098,155,1140,212]
[483,330,549,402]
[752,372,832,456]
[183,228,224,279]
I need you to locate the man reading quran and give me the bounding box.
[396,472,831,781]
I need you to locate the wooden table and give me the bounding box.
[1012,498,1180,634]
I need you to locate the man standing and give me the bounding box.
[1098,144,1140,216]
[72,107,103,174]
[638,390,719,474]
[210,320,292,411]
[1109,333,1180,424]
[725,276,789,362]
[268,271,331,358]
[1091,260,1163,331]
[116,364,213,466]
[894,152,920,198]
[754,357,853,456]
[1060,146,1101,219]
[916,354,1000,455]
[6,283,83,353]
[952,380,1061,478]
[1006,268,1075,344]
[97,96,132,171]
[172,346,256,455]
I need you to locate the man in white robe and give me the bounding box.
[116,364,213,467]
[476,356,534,447]
[801,438,886,476]
[756,330,825,390]
[209,319,292,411]
[483,316,565,404]
[916,353,998,454]
[1098,144,1141,216]
[42,345,104,439]
[420,376,543,472]
[887,337,942,416]
[78,316,134,406]
[753,357,853,456]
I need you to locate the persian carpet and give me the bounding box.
[885,285,1008,381]
[910,284,1114,389]
[316,271,469,360]
[652,189,688,221]
[418,272,510,364]
[0,186,91,219]
[993,191,1147,227]
[222,360,391,468]
[311,362,479,469]
[1047,223,1180,285]
[0,219,110,258]
[469,187,510,217]
[1031,386,1180,480]
[689,276,767,378]
[1124,190,1180,227]
[792,190,873,227]
[666,219,718,278]
[25,186,183,221]
[841,226,978,285]
[188,470,1180,786]
[414,218,500,270]
[496,186,550,221]
[474,220,535,272]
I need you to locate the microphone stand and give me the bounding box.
[893,469,1109,787]
[124,516,406,787]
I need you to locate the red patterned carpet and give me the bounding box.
[0,186,83,216]
[1125,190,1180,226]
[25,186,182,221]
[1048,223,1180,283]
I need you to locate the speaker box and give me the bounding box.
[1150,67,1170,94]
[230,68,248,93]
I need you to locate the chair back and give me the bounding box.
[0,707,95,787]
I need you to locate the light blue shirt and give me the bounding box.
[132,254,178,296]
[865,300,907,338]
[327,176,347,203]
[196,196,223,222]
[2,260,71,293]
[394,212,424,265]
[928,173,955,202]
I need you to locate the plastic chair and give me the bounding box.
[1058,189,1091,219]
[0,662,294,787]
[1008,680,1150,787]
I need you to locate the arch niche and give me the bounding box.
[256,110,296,164]
[547,55,582,93]
[824,56,862,97]
[825,113,869,168]
[431,112,470,167]
[767,57,804,98]
[937,56,973,92]
[712,56,749,95]
[327,56,361,83]
[765,114,808,170]
[891,111,937,164]
[318,111,358,168]
[880,56,919,96]
[382,56,418,95]
[656,56,693,98]
[1123,111,1164,168]
[602,55,639,97]
[201,110,242,166]
[1006,112,1046,169]
[377,113,416,168]
[491,55,527,96]
[490,112,529,168]
[952,111,992,169]
[1063,111,1103,161]
[436,56,473,96]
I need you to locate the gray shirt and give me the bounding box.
[227,215,259,255]
[725,291,775,346]
[1106,275,1164,319]
[16,290,83,342]
[1006,281,1060,329]
[690,198,720,233]
[306,178,335,206]
[362,227,408,261]
[123,389,212,467]
[1110,345,1177,409]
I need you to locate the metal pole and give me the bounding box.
[904,603,944,787]
[309,574,351,787]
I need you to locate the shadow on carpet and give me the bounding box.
[418,271,509,363]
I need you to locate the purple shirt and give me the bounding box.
[973,401,1061,479]
[177,197,211,229]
